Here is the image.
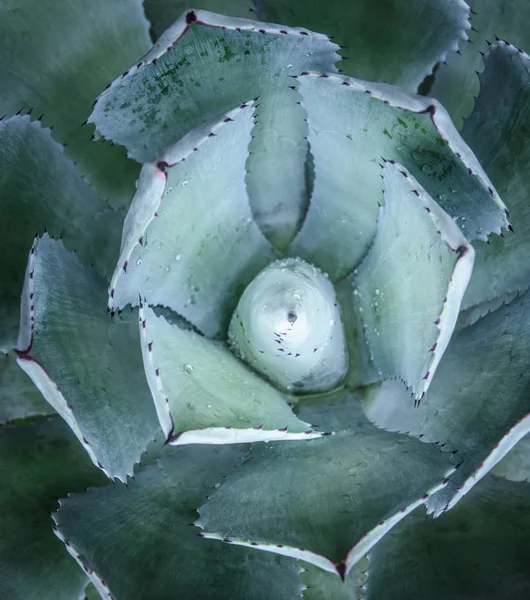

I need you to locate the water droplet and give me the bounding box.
[136,259,142,266]
[183,364,194,375]
[181,180,188,187]
[176,254,182,261]
[375,289,380,295]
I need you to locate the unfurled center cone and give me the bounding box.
[228,258,348,393]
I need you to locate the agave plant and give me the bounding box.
[2,0,530,598]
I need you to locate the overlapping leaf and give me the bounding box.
[139,303,321,444]
[288,73,507,279]
[431,0,530,128]
[461,42,530,309]
[90,9,339,248]
[108,103,275,337]
[16,235,160,481]
[254,0,470,91]
[0,351,52,424]
[352,161,473,398]
[198,392,453,576]
[363,287,530,513]
[53,445,304,600]
[0,418,105,600]
[364,475,530,599]
[0,116,122,352]
[0,0,151,207]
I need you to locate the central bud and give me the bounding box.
[228,258,348,393]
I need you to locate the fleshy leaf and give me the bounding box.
[139,303,321,444]
[53,445,304,600]
[457,288,524,330]
[0,418,106,600]
[0,352,53,424]
[364,475,530,599]
[229,258,348,393]
[461,42,530,309]
[430,0,530,129]
[300,560,367,599]
[352,161,474,398]
[0,115,122,352]
[491,433,530,483]
[289,73,506,279]
[144,0,253,40]
[108,103,275,338]
[197,392,453,576]
[16,235,160,481]
[0,0,151,207]
[90,9,339,247]
[254,0,470,91]
[362,287,530,513]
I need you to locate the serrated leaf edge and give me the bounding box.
[436,411,530,514]
[293,71,509,239]
[138,302,322,444]
[89,8,340,127]
[107,101,256,315]
[15,235,134,482]
[355,161,474,399]
[198,469,454,579]
[52,512,115,600]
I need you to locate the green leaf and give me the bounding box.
[461,42,530,309]
[362,287,530,514]
[364,475,530,599]
[89,9,339,247]
[457,289,523,330]
[430,0,530,129]
[288,73,506,279]
[53,445,304,600]
[16,235,160,482]
[139,303,321,443]
[300,560,367,600]
[254,0,470,91]
[352,162,474,398]
[198,391,453,576]
[228,258,348,394]
[0,418,106,600]
[491,433,530,483]
[0,0,152,208]
[0,351,53,424]
[144,0,253,40]
[0,116,122,352]
[108,103,275,338]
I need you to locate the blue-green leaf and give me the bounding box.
[0,0,152,207]
[0,115,122,352]
[198,392,453,576]
[53,445,304,600]
[462,42,530,309]
[16,235,160,481]
[0,418,105,600]
[352,161,473,398]
[288,73,506,279]
[108,103,275,338]
[254,0,470,91]
[364,475,530,599]
[90,9,339,247]
[363,288,530,514]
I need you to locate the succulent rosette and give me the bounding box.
[1,1,530,599]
